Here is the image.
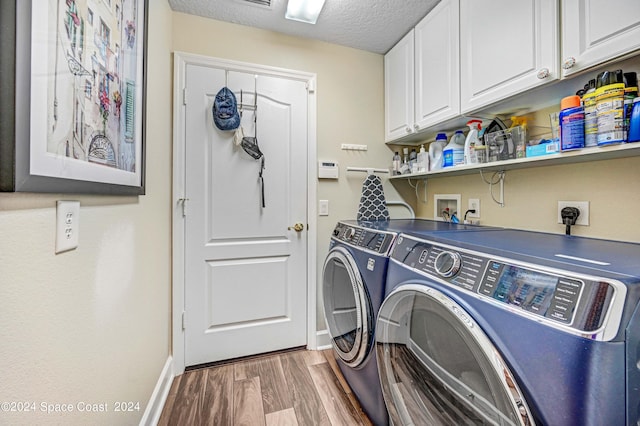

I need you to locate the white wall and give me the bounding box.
[172,13,403,330]
[0,2,173,425]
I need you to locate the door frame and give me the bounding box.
[171,51,318,374]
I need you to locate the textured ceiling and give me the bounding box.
[168,0,440,54]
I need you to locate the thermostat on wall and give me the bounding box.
[318,161,339,179]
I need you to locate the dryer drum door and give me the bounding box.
[322,247,373,367]
[376,284,535,426]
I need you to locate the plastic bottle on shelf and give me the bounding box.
[560,95,585,150]
[595,70,625,145]
[583,79,598,147]
[429,133,447,171]
[409,148,418,172]
[464,120,482,165]
[443,131,465,168]
[417,145,428,173]
[624,72,638,140]
[400,147,410,174]
[392,151,401,175]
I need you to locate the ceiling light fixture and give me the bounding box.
[285,0,326,24]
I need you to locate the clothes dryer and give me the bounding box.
[323,221,396,426]
[322,219,497,425]
[377,229,640,426]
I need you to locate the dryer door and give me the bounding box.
[322,247,372,367]
[376,284,534,426]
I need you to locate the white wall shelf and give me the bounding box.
[390,143,640,181]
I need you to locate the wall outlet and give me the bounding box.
[557,201,589,226]
[468,198,480,218]
[56,201,80,254]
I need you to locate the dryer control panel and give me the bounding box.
[391,234,619,337]
[332,222,395,255]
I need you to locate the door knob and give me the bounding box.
[288,223,305,232]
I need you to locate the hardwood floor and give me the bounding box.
[158,349,373,426]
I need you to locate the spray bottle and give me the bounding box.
[464,120,482,165]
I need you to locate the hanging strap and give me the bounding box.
[259,156,265,208]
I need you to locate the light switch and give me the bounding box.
[319,200,329,216]
[56,201,80,254]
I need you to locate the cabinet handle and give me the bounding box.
[562,57,576,70]
[537,68,550,79]
[405,126,413,133]
[414,124,420,131]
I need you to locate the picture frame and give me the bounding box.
[0,0,148,195]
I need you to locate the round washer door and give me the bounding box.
[322,246,372,367]
[376,284,535,426]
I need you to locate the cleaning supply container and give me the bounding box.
[596,74,625,145]
[629,97,640,142]
[560,95,585,151]
[429,133,447,171]
[443,131,465,168]
[417,145,428,173]
[464,120,482,165]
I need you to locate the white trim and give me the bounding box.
[316,329,332,350]
[171,51,318,371]
[139,356,174,426]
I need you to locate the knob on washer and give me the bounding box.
[434,251,462,278]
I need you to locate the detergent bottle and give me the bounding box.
[464,120,482,165]
[429,133,447,171]
[443,131,465,167]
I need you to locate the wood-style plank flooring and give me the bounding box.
[158,349,373,426]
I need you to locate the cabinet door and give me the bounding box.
[415,0,460,130]
[384,30,415,142]
[562,0,640,77]
[460,0,558,114]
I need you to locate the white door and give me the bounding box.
[460,0,558,113]
[384,30,415,142]
[561,0,640,77]
[183,64,309,366]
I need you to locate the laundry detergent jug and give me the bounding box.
[429,133,447,171]
[443,131,465,168]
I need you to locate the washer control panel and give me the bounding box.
[391,234,616,335]
[332,222,395,255]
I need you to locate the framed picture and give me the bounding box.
[0,0,147,195]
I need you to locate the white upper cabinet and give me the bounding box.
[384,30,415,142]
[384,0,460,142]
[460,0,559,114]
[414,0,460,131]
[561,0,640,77]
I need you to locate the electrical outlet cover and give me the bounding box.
[468,198,480,218]
[56,201,80,254]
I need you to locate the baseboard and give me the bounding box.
[139,356,174,426]
[316,329,332,350]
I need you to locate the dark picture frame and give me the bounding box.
[0,0,147,195]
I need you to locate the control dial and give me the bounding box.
[345,227,356,241]
[434,251,462,278]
